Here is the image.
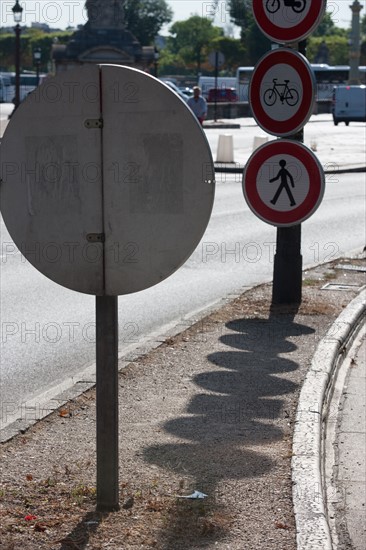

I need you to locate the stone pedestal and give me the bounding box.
[52,0,154,72]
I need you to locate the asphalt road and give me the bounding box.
[1,171,365,431]
[0,106,365,433]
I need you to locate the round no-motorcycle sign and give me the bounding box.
[243,140,325,227]
[253,0,327,43]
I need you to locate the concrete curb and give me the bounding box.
[214,163,366,174]
[292,288,366,550]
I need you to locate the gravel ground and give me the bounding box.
[0,257,365,550]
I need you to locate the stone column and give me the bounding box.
[349,0,363,84]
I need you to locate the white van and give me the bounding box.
[332,85,366,126]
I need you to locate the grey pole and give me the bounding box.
[272,223,302,305]
[214,51,218,122]
[14,24,21,110]
[96,295,120,511]
[271,41,307,306]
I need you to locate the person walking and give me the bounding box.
[187,86,207,126]
[269,159,296,207]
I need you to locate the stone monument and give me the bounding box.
[86,0,125,30]
[53,0,154,72]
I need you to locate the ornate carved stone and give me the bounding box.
[86,0,125,30]
[52,0,154,72]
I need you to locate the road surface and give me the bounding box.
[0,108,365,433]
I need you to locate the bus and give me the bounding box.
[5,72,46,103]
[236,64,366,102]
[0,73,12,102]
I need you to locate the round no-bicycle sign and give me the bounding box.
[243,140,325,227]
[249,48,316,137]
[253,0,327,43]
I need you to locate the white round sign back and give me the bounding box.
[0,65,215,296]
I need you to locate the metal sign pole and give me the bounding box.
[214,51,218,122]
[96,295,120,511]
[272,40,307,306]
[272,222,302,305]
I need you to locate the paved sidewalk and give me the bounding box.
[0,257,365,549]
[1,102,365,549]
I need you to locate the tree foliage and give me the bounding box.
[226,0,270,64]
[168,16,223,73]
[313,12,347,37]
[210,36,247,72]
[307,36,349,65]
[124,0,173,45]
[362,14,366,36]
[0,29,72,72]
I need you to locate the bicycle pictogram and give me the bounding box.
[266,0,306,14]
[263,79,299,107]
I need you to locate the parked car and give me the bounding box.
[332,84,366,126]
[159,79,191,102]
[207,87,238,102]
[179,86,194,97]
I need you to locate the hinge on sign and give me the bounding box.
[84,118,103,129]
[86,233,105,243]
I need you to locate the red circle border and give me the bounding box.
[249,49,316,136]
[253,0,326,43]
[243,140,325,227]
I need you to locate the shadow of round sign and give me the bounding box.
[0,65,215,296]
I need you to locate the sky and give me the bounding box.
[1,1,365,31]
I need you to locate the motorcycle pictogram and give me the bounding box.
[266,0,306,14]
[263,79,299,107]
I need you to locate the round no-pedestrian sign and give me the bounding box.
[243,140,325,227]
[253,0,327,43]
[249,48,316,137]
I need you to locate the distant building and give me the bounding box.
[31,22,51,32]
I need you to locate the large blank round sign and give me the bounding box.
[0,65,215,295]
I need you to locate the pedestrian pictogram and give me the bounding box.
[269,159,296,207]
[242,140,325,227]
[249,48,316,137]
[253,0,326,43]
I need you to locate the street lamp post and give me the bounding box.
[12,0,23,111]
[153,47,159,78]
[33,47,42,86]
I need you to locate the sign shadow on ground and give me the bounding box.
[142,311,315,548]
